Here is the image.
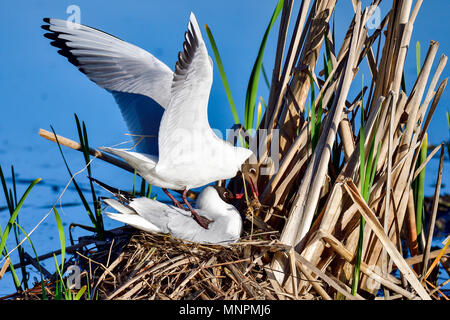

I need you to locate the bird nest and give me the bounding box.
[91,231,282,300]
[15,219,315,300]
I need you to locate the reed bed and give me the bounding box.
[250,0,449,300]
[1,0,449,300]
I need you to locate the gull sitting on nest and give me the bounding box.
[103,185,243,244]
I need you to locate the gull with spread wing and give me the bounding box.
[42,13,257,229]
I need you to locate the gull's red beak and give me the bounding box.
[248,177,259,199]
[234,193,245,199]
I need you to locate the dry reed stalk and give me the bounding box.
[39,128,198,199]
[359,41,442,290]
[423,237,450,282]
[421,145,445,278]
[290,247,364,300]
[278,0,337,155]
[267,0,294,114]
[0,257,11,281]
[281,1,363,251]
[317,231,417,299]
[296,93,387,278]
[343,179,431,299]
[401,247,450,267]
[263,0,311,145]
[39,128,133,173]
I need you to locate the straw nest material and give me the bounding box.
[16,222,311,300]
[91,232,281,300]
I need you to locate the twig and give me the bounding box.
[39,128,198,199]
[421,144,445,278]
[0,257,11,280]
[39,128,134,173]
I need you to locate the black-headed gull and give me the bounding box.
[42,13,256,228]
[103,186,243,244]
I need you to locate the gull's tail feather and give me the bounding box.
[99,146,158,172]
[103,198,162,233]
[90,177,134,203]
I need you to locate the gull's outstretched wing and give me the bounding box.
[42,18,172,155]
[157,13,215,167]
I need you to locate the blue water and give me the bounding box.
[1,0,449,297]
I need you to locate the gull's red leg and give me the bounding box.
[182,189,212,229]
[163,188,187,210]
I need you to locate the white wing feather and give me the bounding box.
[157,13,216,167]
[42,18,172,107]
[42,18,172,155]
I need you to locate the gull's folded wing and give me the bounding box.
[103,198,162,233]
[128,197,212,241]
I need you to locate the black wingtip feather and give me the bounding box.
[43,32,58,40]
[43,28,82,69]
[43,17,50,23]
[172,18,202,85]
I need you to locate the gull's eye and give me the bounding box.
[223,192,230,198]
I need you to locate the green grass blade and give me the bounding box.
[244,0,283,130]
[75,116,104,239]
[204,24,240,125]
[359,107,366,195]
[259,96,268,109]
[0,166,14,214]
[132,169,137,196]
[323,33,333,81]
[146,183,152,198]
[363,139,376,200]
[53,207,65,270]
[11,166,18,208]
[53,206,68,299]
[50,126,98,229]
[446,111,450,159]
[352,217,365,295]
[53,254,66,300]
[415,134,427,236]
[74,285,87,300]
[13,221,47,299]
[9,166,29,290]
[74,115,91,176]
[353,76,367,295]
[139,177,146,197]
[0,227,22,291]
[261,63,271,90]
[401,72,407,93]
[416,41,421,77]
[0,177,41,257]
[368,142,382,195]
[0,175,40,292]
[309,72,317,151]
